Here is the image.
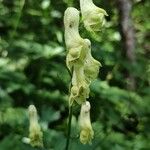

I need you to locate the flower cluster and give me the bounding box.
[64,1,107,145]
[64,7,101,106]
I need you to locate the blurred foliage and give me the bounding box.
[0,0,150,150]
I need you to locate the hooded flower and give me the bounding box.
[28,105,43,147]
[69,66,90,105]
[79,101,94,144]
[80,0,108,32]
[84,39,101,83]
[64,7,87,71]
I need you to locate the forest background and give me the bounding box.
[0,0,149,150]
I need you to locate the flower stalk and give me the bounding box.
[64,1,107,147]
[65,105,73,150]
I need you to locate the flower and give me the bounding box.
[79,101,94,144]
[80,0,108,32]
[28,105,43,147]
[69,39,101,105]
[64,7,87,71]
[84,39,101,83]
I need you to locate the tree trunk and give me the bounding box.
[116,0,136,90]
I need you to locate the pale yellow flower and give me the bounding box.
[79,101,94,144]
[84,39,101,83]
[80,0,108,32]
[64,7,87,71]
[28,105,43,147]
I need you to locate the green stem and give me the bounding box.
[65,105,73,150]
